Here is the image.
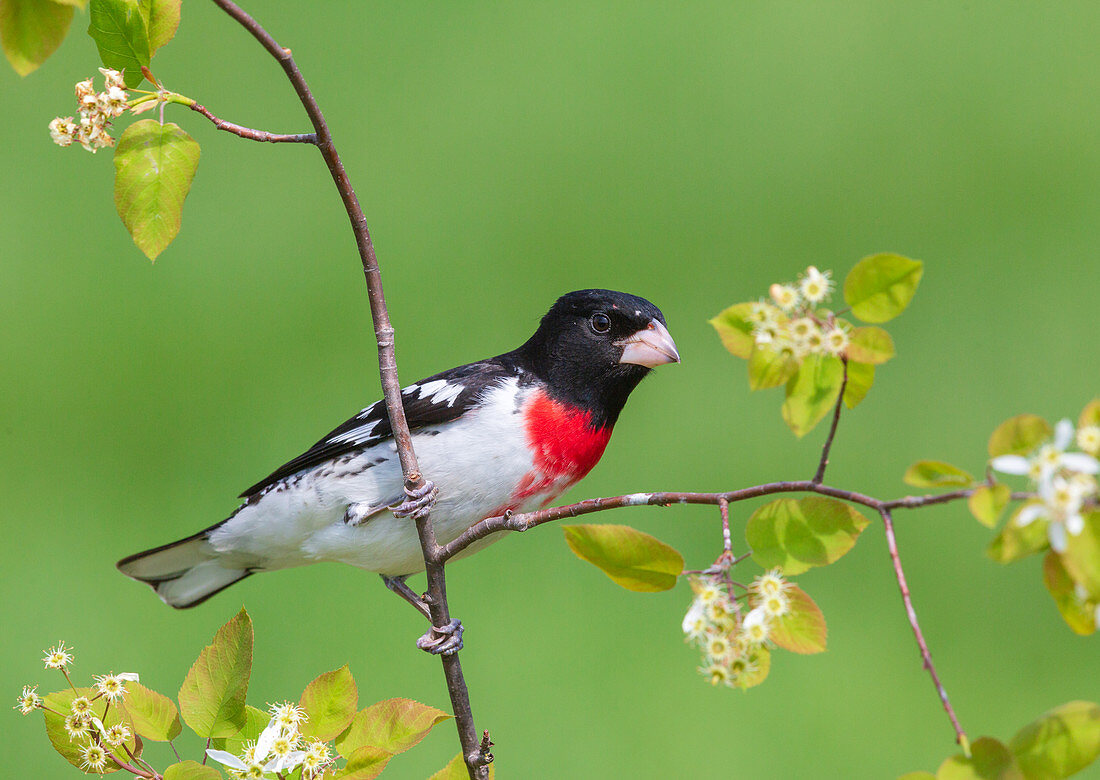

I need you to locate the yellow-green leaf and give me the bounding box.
[0,0,73,76]
[44,687,134,773]
[164,761,222,780]
[968,484,1011,529]
[735,645,771,689]
[903,460,975,489]
[988,414,1051,458]
[769,584,827,654]
[563,524,684,592]
[1043,552,1097,636]
[114,119,200,261]
[335,698,451,758]
[781,353,844,438]
[120,681,182,741]
[748,344,798,390]
[430,754,496,780]
[746,496,869,575]
[1079,399,1100,429]
[1009,701,1100,780]
[709,302,757,360]
[178,607,253,739]
[899,774,937,780]
[937,737,1024,780]
[335,746,392,780]
[138,0,178,53]
[209,704,267,757]
[1061,511,1100,600]
[846,326,896,364]
[843,361,875,409]
[843,253,923,323]
[299,665,358,741]
[87,0,149,88]
[987,503,1049,563]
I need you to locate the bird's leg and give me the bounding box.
[380,574,431,619]
[391,479,438,521]
[416,618,464,656]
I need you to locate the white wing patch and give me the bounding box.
[329,420,378,445]
[419,379,464,407]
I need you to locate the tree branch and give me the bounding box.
[188,102,317,143]
[813,357,848,484]
[207,2,487,776]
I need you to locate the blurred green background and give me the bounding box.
[3,2,1100,777]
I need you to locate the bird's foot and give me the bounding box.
[416,618,464,656]
[392,480,438,521]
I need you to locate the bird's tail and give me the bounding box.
[117,530,251,609]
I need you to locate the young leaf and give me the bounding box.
[988,414,1051,458]
[178,607,253,739]
[987,504,1049,563]
[1061,511,1100,600]
[1009,701,1100,780]
[843,361,875,409]
[563,524,684,592]
[846,326,896,365]
[1079,398,1100,429]
[842,253,923,323]
[903,461,975,489]
[299,665,358,741]
[735,645,771,689]
[335,746,393,780]
[120,681,182,741]
[44,687,134,772]
[968,484,1011,529]
[746,496,869,575]
[209,704,268,756]
[781,353,844,438]
[430,754,496,780]
[1042,552,1097,636]
[898,774,936,780]
[138,0,179,53]
[0,0,74,76]
[769,584,827,654]
[87,0,150,88]
[114,120,200,261]
[748,344,798,390]
[709,302,756,360]
[164,761,222,780]
[336,698,450,758]
[936,736,1024,780]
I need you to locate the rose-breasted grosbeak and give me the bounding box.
[118,289,679,613]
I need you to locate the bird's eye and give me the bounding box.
[590,312,611,333]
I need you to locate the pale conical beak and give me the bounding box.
[617,319,681,368]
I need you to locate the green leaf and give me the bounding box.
[769,584,827,654]
[843,253,923,323]
[178,607,253,739]
[164,761,223,780]
[735,645,771,689]
[299,665,358,741]
[562,524,684,592]
[843,361,875,409]
[44,687,134,773]
[903,460,975,489]
[748,344,798,390]
[968,484,1011,529]
[1079,399,1100,429]
[114,119,200,261]
[781,354,844,438]
[746,496,869,575]
[987,503,1049,564]
[120,681,182,741]
[0,0,74,76]
[1061,511,1100,600]
[846,326,896,364]
[899,774,937,780]
[209,704,267,756]
[87,0,150,88]
[335,746,392,780]
[430,754,496,780]
[1043,552,1097,636]
[709,302,757,360]
[138,0,178,53]
[1009,701,1100,780]
[937,737,1024,780]
[988,414,1051,458]
[336,698,451,758]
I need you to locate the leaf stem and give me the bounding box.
[813,357,848,484]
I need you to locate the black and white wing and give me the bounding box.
[239,359,519,498]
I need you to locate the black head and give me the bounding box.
[511,289,679,427]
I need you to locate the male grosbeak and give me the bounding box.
[118,289,679,627]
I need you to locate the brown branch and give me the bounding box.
[188,102,317,143]
[207,2,487,777]
[813,357,848,484]
[878,507,968,749]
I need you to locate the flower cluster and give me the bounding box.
[682,570,792,688]
[48,69,129,152]
[748,266,851,359]
[992,418,1100,553]
[207,702,334,779]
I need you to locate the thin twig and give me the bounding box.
[878,507,968,749]
[813,358,848,484]
[718,498,732,555]
[189,102,317,143]
[207,2,487,776]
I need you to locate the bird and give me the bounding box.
[117,289,679,649]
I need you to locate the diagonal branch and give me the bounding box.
[813,357,848,484]
[188,102,317,143]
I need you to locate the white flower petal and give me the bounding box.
[1095,603,1100,629]
[1049,522,1068,553]
[681,601,705,634]
[205,749,248,770]
[991,455,1030,475]
[1015,503,1047,527]
[1066,513,1086,536]
[1054,419,1075,451]
[255,718,281,758]
[117,672,140,682]
[1061,453,1100,475]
